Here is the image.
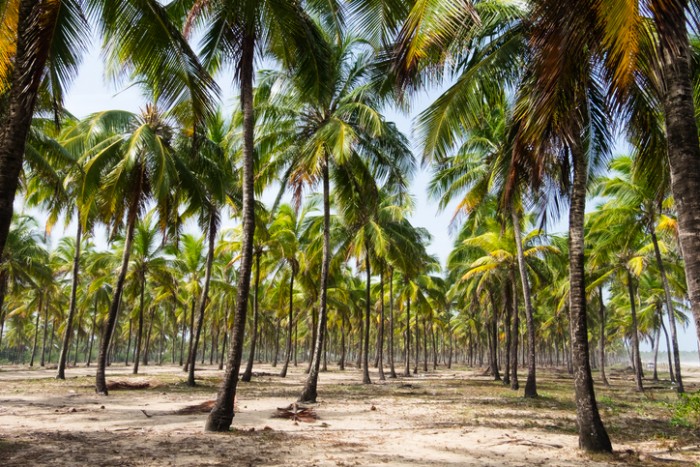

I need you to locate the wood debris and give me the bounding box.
[273,403,318,422]
[106,380,151,390]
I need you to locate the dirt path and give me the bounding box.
[1,364,698,466]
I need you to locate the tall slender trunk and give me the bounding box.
[377,264,385,381]
[510,273,519,390]
[511,211,537,397]
[650,231,683,392]
[40,296,48,366]
[660,317,675,382]
[362,250,372,384]
[503,276,513,386]
[653,3,700,355]
[568,147,611,452]
[29,310,40,367]
[388,268,397,378]
[298,151,330,403]
[0,0,55,257]
[96,184,141,395]
[57,219,82,379]
[219,303,229,370]
[133,271,146,375]
[652,316,661,381]
[242,251,261,382]
[626,271,644,392]
[0,273,7,351]
[280,266,295,378]
[422,319,429,372]
[87,296,98,367]
[306,307,317,374]
[338,316,346,370]
[144,307,155,365]
[598,288,609,386]
[206,32,256,432]
[272,318,280,367]
[188,214,217,386]
[184,297,196,372]
[403,292,411,377]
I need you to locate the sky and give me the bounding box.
[51,42,699,354]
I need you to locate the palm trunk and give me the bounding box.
[57,218,82,379]
[362,250,372,384]
[338,316,346,369]
[29,310,40,367]
[510,273,519,390]
[568,147,611,452]
[96,185,140,395]
[184,297,196,372]
[388,268,397,378]
[87,296,98,367]
[280,266,295,378]
[206,32,256,432]
[133,271,146,375]
[403,292,411,377]
[188,214,217,386]
[144,307,155,365]
[660,317,675,382]
[511,210,537,397]
[651,231,683,392]
[503,275,513,386]
[652,317,661,382]
[40,296,48,367]
[242,251,261,382]
[598,287,609,386]
[0,0,54,257]
[626,271,644,392]
[299,151,330,403]
[654,3,700,357]
[377,264,385,381]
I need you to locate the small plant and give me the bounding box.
[668,393,700,429]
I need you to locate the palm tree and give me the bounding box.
[0,0,216,261]
[181,0,332,432]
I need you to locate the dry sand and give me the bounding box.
[0,364,698,466]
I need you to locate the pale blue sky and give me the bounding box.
[55,43,699,354]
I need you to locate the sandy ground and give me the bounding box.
[0,363,699,466]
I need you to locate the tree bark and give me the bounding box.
[362,250,372,384]
[280,266,296,377]
[388,267,397,378]
[653,1,700,359]
[511,210,537,397]
[29,310,41,367]
[650,231,683,392]
[96,185,140,395]
[626,271,644,392]
[0,0,55,257]
[598,288,609,386]
[403,292,411,377]
[510,273,519,389]
[242,251,261,382]
[568,147,612,452]
[377,264,385,380]
[298,150,330,403]
[188,214,217,386]
[206,32,256,432]
[57,219,82,379]
[133,271,146,375]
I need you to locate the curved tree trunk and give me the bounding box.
[206,33,256,432]
[626,272,644,392]
[87,296,98,367]
[96,187,140,395]
[511,210,537,397]
[298,151,331,403]
[280,267,296,378]
[568,147,612,452]
[503,275,513,386]
[188,214,217,386]
[651,231,683,392]
[653,2,700,361]
[29,310,41,367]
[0,0,54,258]
[242,251,261,382]
[57,219,83,379]
[362,250,372,384]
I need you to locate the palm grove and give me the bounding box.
[0,0,699,454]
